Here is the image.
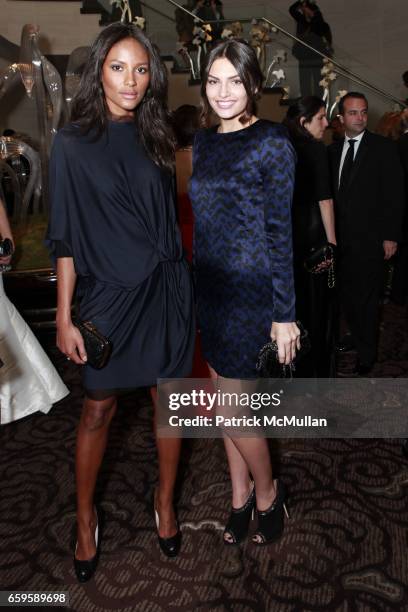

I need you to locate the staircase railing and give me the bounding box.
[140,1,176,23]
[164,0,406,109]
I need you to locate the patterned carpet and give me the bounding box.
[1,302,408,611]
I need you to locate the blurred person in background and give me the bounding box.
[289,0,332,97]
[0,196,68,425]
[284,96,337,377]
[172,105,201,262]
[390,111,408,306]
[329,93,404,376]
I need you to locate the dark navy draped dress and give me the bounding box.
[189,119,296,378]
[47,121,195,390]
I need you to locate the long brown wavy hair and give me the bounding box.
[70,22,175,171]
[199,39,263,127]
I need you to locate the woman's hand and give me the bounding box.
[270,321,301,364]
[314,257,333,273]
[56,320,87,365]
[55,258,86,363]
[0,253,12,266]
[0,238,14,267]
[0,196,14,266]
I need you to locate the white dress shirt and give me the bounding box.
[338,130,365,186]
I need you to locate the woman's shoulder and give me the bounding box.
[308,138,327,151]
[192,127,215,154]
[295,136,325,156]
[303,138,328,161]
[254,121,294,157]
[56,122,82,139]
[194,126,214,141]
[254,120,292,146]
[52,123,106,158]
[257,119,289,137]
[53,123,84,150]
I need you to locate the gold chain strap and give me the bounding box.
[328,259,335,289]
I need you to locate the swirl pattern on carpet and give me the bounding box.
[0,302,407,611]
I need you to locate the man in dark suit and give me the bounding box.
[329,92,405,375]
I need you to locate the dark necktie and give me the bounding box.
[339,139,356,194]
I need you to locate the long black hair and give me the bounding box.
[283,96,326,142]
[200,39,263,126]
[171,105,200,148]
[70,22,175,171]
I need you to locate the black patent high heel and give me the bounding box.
[74,508,100,583]
[223,482,255,546]
[252,480,289,546]
[154,491,181,558]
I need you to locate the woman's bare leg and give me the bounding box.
[208,365,277,530]
[151,386,182,538]
[226,436,277,510]
[75,395,117,560]
[223,436,254,507]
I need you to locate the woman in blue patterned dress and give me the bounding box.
[190,40,300,545]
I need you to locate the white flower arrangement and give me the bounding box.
[265,49,287,88]
[272,69,285,81]
[275,50,287,62]
[189,24,213,79]
[282,85,290,100]
[320,60,338,107]
[329,90,348,118]
[110,0,144,26]
[133,16,145,30]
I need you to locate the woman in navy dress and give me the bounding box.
[190,40,300,545]
[47,24,195,581]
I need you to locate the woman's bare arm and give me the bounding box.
[0,198,14,265]
[56,257,87,365]
[318,198,336,245]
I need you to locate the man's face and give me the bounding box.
[339,97,368,137]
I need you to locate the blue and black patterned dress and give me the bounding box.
[190,119,296,378]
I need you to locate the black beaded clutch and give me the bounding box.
[256,321,311,378]
[304,243,336,288]
[74,320,112,370]
[0,238,13,257]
